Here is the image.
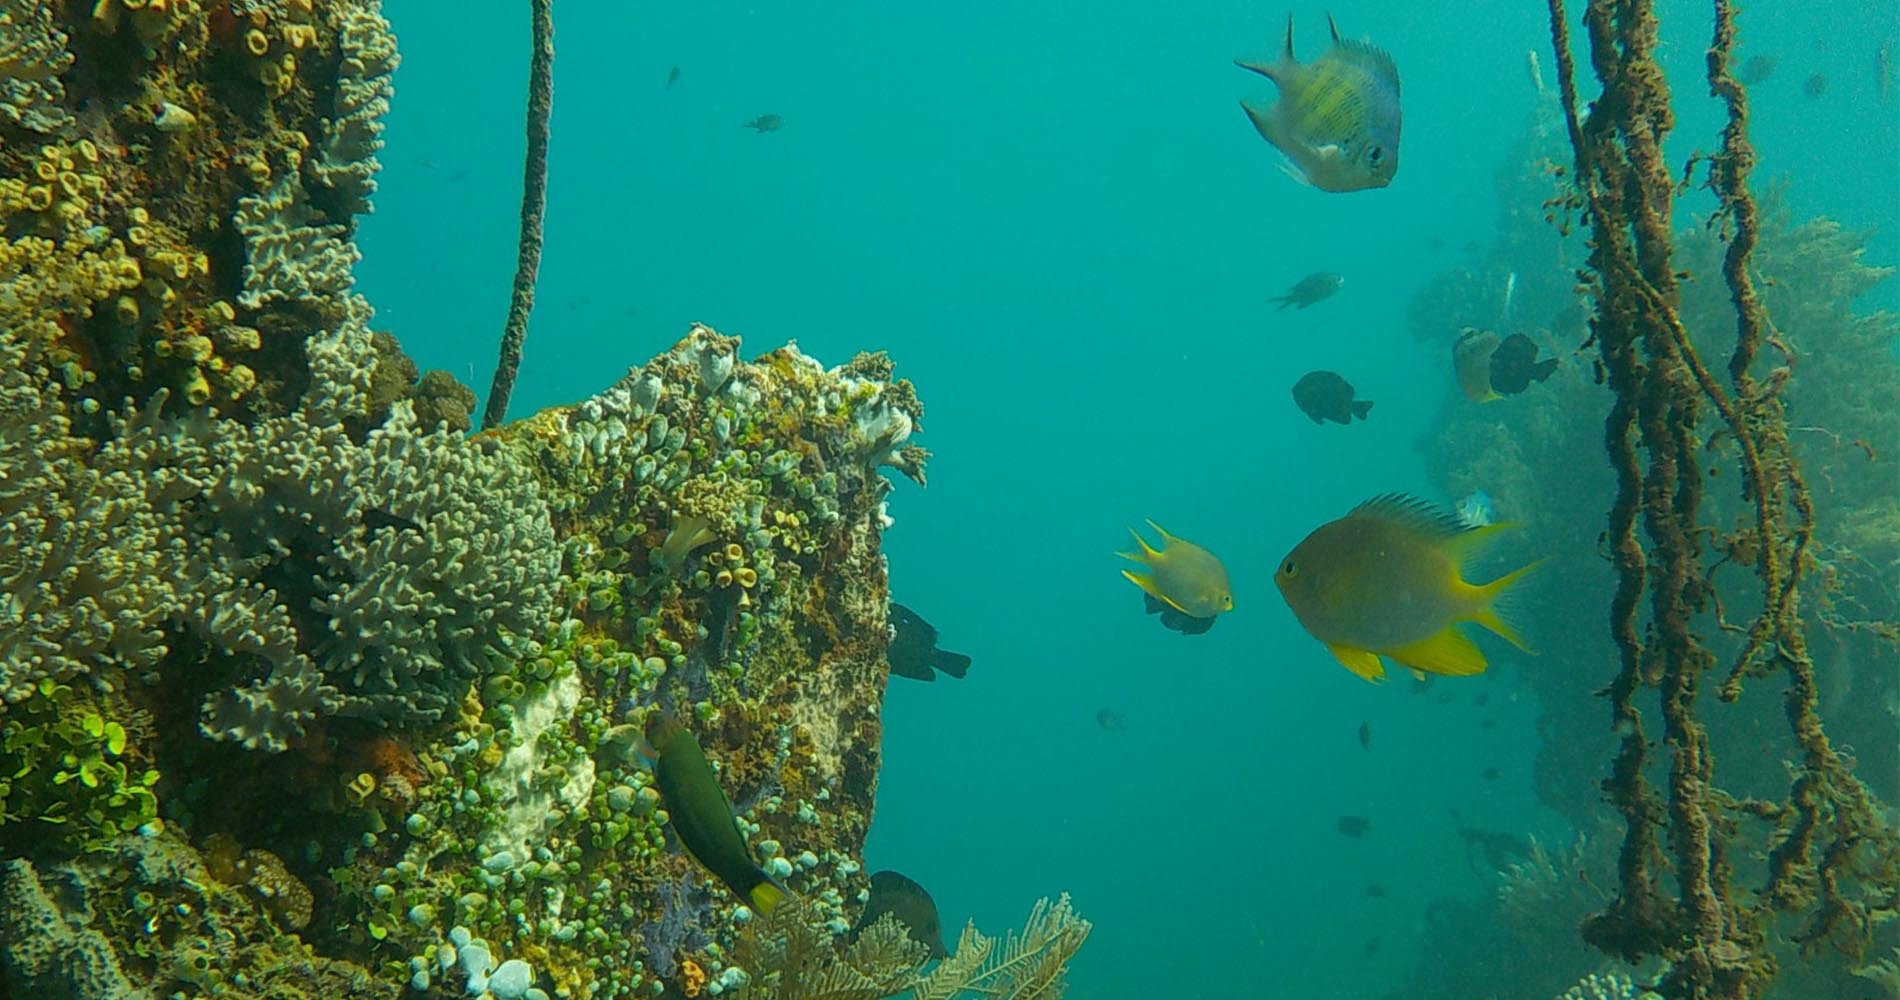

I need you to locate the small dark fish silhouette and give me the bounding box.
[1337,815,1371,838]
[1095,709,1125,731]
[363,507,422,535]
[1269,272,1344,310]
[1450,808,1532,873]
[1356,721,1371,751]
[1364,937,1381,957]
[665,65,681,88]
[887,604,971,682]
[1488,333,1558,394]
[849,871,947,959]
[1139,591,1218,635]
[1291,370,1372,425]
[1803,73,1827,99]
[1473,694,1490,707]
[745,113,783,133]
[1736,54,1776,84]
[1479,718,1497,731]
[1481,767,1501,781]
[1365,883,1387,898]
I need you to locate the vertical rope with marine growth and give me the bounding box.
[1546,0,1900,994]
[483,0,555,430]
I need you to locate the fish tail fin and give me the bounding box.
[1531,357,1559,383]
[1474,558,1548,653]
[1144,519,1179,545]
[931,649,972,679]
[1270,295,1292,310]
[1352,399,1373,420]
[747,875,793,915]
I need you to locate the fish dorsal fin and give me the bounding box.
[1349,493,1470,541]
[1324,18,1400,90]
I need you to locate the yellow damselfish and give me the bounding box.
[1274,494,1542,681]
[1119,521,1234,631]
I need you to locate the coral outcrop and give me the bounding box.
[0,5,1085,999]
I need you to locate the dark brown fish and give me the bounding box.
[1356,720,1371,751]
[1736,54,1776,84]
[887,604,971,682]
[1291,370,1372,425]
[1140,591,1218,635]
[1270,272,1345,310]
[1481,767,1501,781]
[1337,815,1371,838]
[1366,883,1387,898]
[1364,937,1381,957]
[1488,333,1557,394]
[849,871,947,959]
[745,113,783,133]
[1803,73,1828,99]
[1096,708,1125,731]
[665,65,681,88]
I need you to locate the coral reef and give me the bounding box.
[728,894,1092,1000]
[0,5,1070,1000]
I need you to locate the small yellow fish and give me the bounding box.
[1274,494,1542,681]
[1119,521,1234,633]
[1453,328,1503,403]
[1236,14,1402,192]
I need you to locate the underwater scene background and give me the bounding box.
[0,0,1895,997]
[360,1,1899,996]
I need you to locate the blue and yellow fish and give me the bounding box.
[1236,15,1402,193]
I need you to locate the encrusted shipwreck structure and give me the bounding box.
[1,4,1079,999]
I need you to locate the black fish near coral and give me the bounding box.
[1269,272,1345,310]
[646,715,789,915]
[849,870,948,959]
[1488,333,1557,394]
[745,113,782,133]
[887,604,971,682]
[1291,370,1371,425]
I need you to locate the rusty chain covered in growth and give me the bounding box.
[1543,0,1900,997]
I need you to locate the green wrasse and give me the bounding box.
[646,715,789,914]
[1275,494,1541,681]
[1236,14,1401,192]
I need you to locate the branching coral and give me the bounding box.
[728,894,1091,1000]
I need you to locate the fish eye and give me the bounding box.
[1367,146,1384,164]
[1281,560,1297,576]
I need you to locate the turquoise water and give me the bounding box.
[357,2,1900,995]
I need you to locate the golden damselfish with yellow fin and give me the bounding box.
[1274,494,1542,681]
[1118,521,1234,634]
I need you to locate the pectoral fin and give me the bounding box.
[1328,644,1387,682]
